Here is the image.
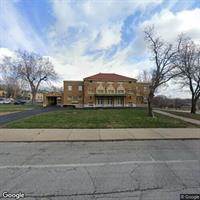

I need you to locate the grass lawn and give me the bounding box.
[0,104,41,113]
[164,110,200,121]
[5,108,198,128]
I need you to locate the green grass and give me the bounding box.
[0,104,41,113]
[165,110,200,121]
[5,108,198,128]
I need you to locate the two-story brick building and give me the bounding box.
[44,73,149,107]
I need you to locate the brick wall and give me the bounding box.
[63,81,83,107]
[63,78,149,107]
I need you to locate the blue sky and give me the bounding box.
[0,0,200,97]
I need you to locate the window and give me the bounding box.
[88,88,93,94]
[137,96,143,103]
[107,90,114,94]
[108,98,113,105]
[129,81,132,84]
[97,90,104,94]
[127,90,133,94]
[79,96,82,100]
[68,86,72,91]
[78,86,82,91]
[68,96,72,100]
[117,90,125,94]
[89,80,93,83]
[73,96,78,100]
[116,97,123,105]
[90,96,92,100]
[97,98,103,105]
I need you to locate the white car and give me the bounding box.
[3,99,12,104]
[0,99,4,104]
[0,98,12,104]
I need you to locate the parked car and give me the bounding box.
[3,99,12,104]
[0,98,4,104]
[14,99,26,105]
[0,98,12,104]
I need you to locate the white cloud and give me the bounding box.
[95,24,122,49]
[130,8,200,98]
[49,0,163,50]
[140,8,200,43]
[1,0,199,98]
[0,0,46,52]
[48,0,163,82]
[132,8,200,61]
[0,48,16,62]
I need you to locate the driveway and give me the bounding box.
[0,140,199,199]
[0,107,60,125]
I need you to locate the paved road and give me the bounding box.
[0,107,60,125]
[0,140,200,199]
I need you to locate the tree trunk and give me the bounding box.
[31,91,36,104]
[191,96,197,114]
[147,91,154,117]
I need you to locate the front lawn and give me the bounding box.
[5,108,198,128]
[164,110,200,121]
[0,104,41,113]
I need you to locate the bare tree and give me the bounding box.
[1,50,58,103]
[3,77,21,98]
[144,26,179,117]
[0,56,22,98]
[137,70,152,83]
[175,36,200,114]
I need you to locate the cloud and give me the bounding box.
[130,8,200,98]
[140,8,200,43]
[49,0,163,50]
[0,0,46,53]
[0,48,16,62]
[47,0,163,81]
[1,0,199,98]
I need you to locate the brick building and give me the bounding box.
[43,73,149,107]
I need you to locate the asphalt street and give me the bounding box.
[0,107,60,125]
[0,140,200,200]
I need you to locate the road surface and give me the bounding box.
[0,140,200,199]
[0,107,60,125]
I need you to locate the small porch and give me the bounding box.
[43,92,63,107]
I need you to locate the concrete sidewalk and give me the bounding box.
[0,128,199,142]
[154,110,200,126]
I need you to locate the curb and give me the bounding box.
[0,138,200,142]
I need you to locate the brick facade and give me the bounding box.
[63,73,149,108]
[63,81,83,107]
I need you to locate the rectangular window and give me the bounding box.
[127,90,133,94]
[97,90,104,94]
[73,96,78,100]
[68,96,72,100]
[107,90,114,94]
[116,97,123,105]
[88,88,93,94]
[108,98,113,105]
[117,90,125,94]
[78,86,82,91]
[68,86,72,91]
[97,98,103,105]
